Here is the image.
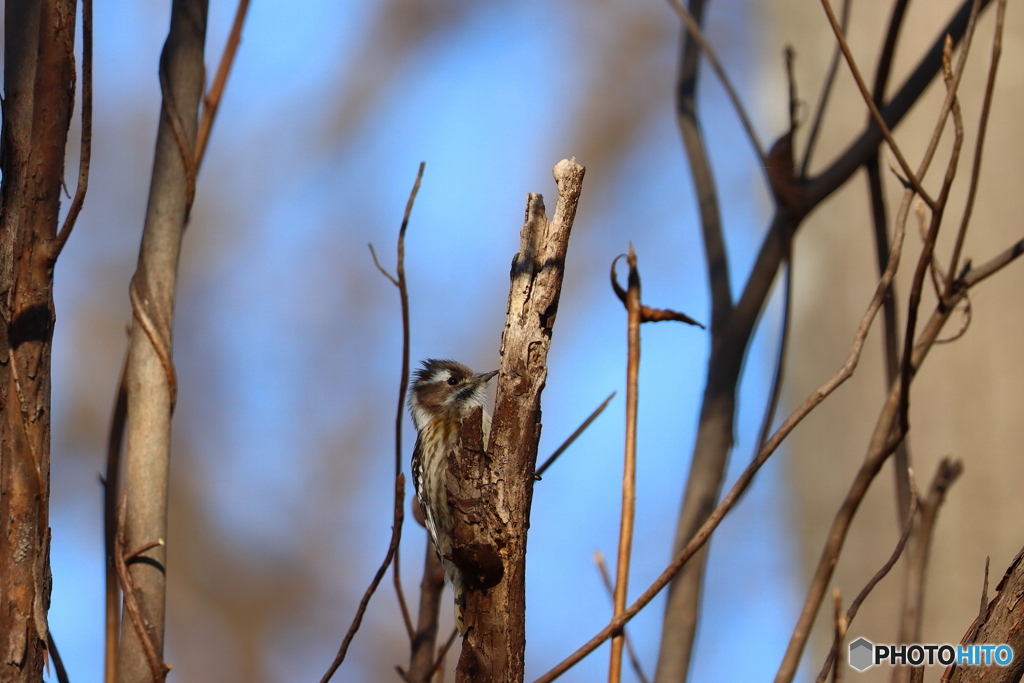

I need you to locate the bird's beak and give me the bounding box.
[478,370,498,383]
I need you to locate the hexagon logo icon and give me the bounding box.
[849,638,874,671]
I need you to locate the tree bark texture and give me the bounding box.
[450,159,584,683]
[947,546,1024,683]
[0,1,77,681]
[116,1,208,681]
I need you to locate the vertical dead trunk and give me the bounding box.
[450,160,584,683]
[116,1,208,681]
[0,1,78,681]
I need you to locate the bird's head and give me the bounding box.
[408,359,498,429]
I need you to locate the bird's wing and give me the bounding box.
[411,434,442,554]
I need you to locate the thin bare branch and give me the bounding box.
[428,628,459,681]
[539,219,1022,683]
[801,0,851,178]
[323,163,425,681]
[368,243,399,286]
[740,0,993,372]
[703,22,994,673]
[609,246,642,683]
[872,0,912,107]
[534,392,616,480]
[778,127,965,683]
[777,133,980,683]
[865,0,913,523]
[657,20,734,671]
[913,202,944,299]
[52,0,93,259]
[777,14,990,676]
[595,551,650,683]
[320,474,406,683]
[831,589,846,683]
[915,0,984,196]
[893,460,963,683]
[961,236,1024,287]
[391,163,426,641]
[104,3,242,660]
[194,0,251,167]
[672,0,732,331]
[104,354,129,683]
[898,35,967,439]
[933,295,971,344]
[774,157,918,681]
[753,261,792,460]
[944,0,1006,295]
[816,479,920,683]
[786,46,798,132]
[818,0,934,207]
[665,0,767,167]
[46,631,70,683]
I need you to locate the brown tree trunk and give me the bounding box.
[0,1,77,681]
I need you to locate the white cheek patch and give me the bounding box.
[429,369,452,384]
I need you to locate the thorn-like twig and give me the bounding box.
[534,392,616,480]
[977,557,990,633]
[46,631,70,683]
[369,243,399,286]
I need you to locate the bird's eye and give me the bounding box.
[447,376,459,386]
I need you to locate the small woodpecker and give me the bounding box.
[408,359,497,633]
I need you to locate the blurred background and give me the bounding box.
[41,0,1022,681]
